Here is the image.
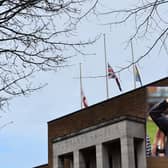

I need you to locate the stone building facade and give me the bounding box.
[34,77,168,168]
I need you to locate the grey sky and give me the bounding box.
[0,0,168,167]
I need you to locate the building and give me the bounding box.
[34,77,168,168]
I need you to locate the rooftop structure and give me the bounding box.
[34,77,168,168]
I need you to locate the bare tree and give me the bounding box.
[0,0,98,108]
[100,0,168,72]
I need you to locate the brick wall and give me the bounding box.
[48,88,147,168]
[47,77,168,168]
[151,78,168,86]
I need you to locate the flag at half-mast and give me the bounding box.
[108,63,122,92]
[81,88,88,108]
[134,64,142,86]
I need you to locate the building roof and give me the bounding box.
[48,77,168,139]
[48,77,168,124]
[47,76,168,168]
[32,164,48,168]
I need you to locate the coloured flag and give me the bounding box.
[108,63,116,78]
[81,88,88,108]
[107,63,122,92]
[134,64,142,86]
[114,77,122,92]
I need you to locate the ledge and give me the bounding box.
[52,115,145,143]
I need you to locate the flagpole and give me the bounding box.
[79,63,83,108]
[103,34,109,99]
[131,40,136,89]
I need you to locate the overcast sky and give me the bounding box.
[0,0,168,168]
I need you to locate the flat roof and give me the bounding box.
[48,76,168,124]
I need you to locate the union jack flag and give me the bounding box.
[107,63,122,92]
[108,63,116,79]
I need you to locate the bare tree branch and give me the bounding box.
[0,0,98,108]
[100,0,168,73]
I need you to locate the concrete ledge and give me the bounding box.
[52,115,145,143]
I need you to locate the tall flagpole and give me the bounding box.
[103,34,109,99]
[131,40,136,89]
[79,63,83,108]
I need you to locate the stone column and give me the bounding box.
[136,139,147,168]
[120,136,135,168]
[96,144,103,168]
[96,143,109,168]
[53,155,63,168]
[74,150,80,168]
